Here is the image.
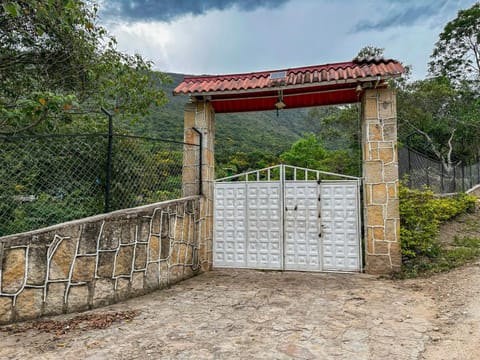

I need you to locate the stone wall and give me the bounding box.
[0,196,200,324]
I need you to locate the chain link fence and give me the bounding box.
[0,133,200,237]
[399,146,480,193]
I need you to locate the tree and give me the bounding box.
[429,3,480,86]
[397,77,480,171]
[356,45,385,58]
[280,133,327,169]
[0,0,169,134]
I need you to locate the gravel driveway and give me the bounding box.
[0,268,442,359]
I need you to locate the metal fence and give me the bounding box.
[0,133,200,237]
[399,146,480,193]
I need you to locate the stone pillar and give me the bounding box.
[182,101,215,271]
[361,88,401,274]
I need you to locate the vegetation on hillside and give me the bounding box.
[399,185,478,277]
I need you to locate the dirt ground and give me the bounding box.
[0,262,479,360]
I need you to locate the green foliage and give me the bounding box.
[279,133,327,169]
[397,76,480,165]
[356,45,385,58]
[429,2,480,86]
[0,0,169,134]
[278,132,361,176]
[399,185,476,259]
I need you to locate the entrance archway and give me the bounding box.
[174,58,405,274]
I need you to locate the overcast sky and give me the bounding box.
[99,0,478,79]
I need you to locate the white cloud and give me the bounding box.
[101,0,479,79]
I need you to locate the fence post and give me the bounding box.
[192,127,203,196]
[102,108,113,213]
[452,165,457,192]
[477,156,480,185]
[461,165,465,192]
[407,147,412,188]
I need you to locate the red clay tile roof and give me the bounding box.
[173,58,404,95]
[173,58,404,113]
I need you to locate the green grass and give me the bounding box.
[400,236,480,278]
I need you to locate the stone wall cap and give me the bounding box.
[0,196,201,243]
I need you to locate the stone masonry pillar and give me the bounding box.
[361,88,401,274]
[182,101,215,271]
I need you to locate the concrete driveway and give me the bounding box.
[0,268,439,359]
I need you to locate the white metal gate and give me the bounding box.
[213,165,362,272]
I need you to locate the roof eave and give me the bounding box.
[172,74,401,97]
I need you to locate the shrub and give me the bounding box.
[399,185,476,259]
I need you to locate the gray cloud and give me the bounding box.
[353,0,449,32]
[102,0,290,22]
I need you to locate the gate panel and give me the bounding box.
[284,182,322,271]
[213,183,247,267]
[246,182,282,269]
[320,181,361,272]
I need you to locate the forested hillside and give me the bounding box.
[131,72,318,166]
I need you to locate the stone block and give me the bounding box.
[134,244,147,270]
[365,185,371,204]
[151,210,162,234]
[149,236,160,262]
[389,242,402,268]
[182,166,197,183]
[364,161,383,184]
[159,262,169,286]
[169,266,184,285]
[67,285,90,312]
[366,205,384,227]
[98,222,121,250]
[384,163,399,182]
[185,246,193,264]
[93,279,115,307]
[374,241,389,255]
[79,222,101,254]
[116,278,130,301]
[379,147,394,163]
[138,218,151,243]
[161,235,171,261]
[2,248,26,294]
[49,238,76,280]
[97,251,115,278]
[387,183,397,199]
[44,283,66,315]
[373,227,385,241]
[385,220,397,241]
[368,124,383,141]
[383,124,397,141]
[131,272,144,293]
[27,245,47,286]
[114,246,134,276]
[366,228,374,254]
[0,297,13,324]
[72,256,96,282]
[120,221,135,244]
[378,100,394,118]
[366,255,392,275]
[15,288,43,320]
[144,263,159,290]
[363,97,377,119]
[372,184,387,204]
[387,199,400,219]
